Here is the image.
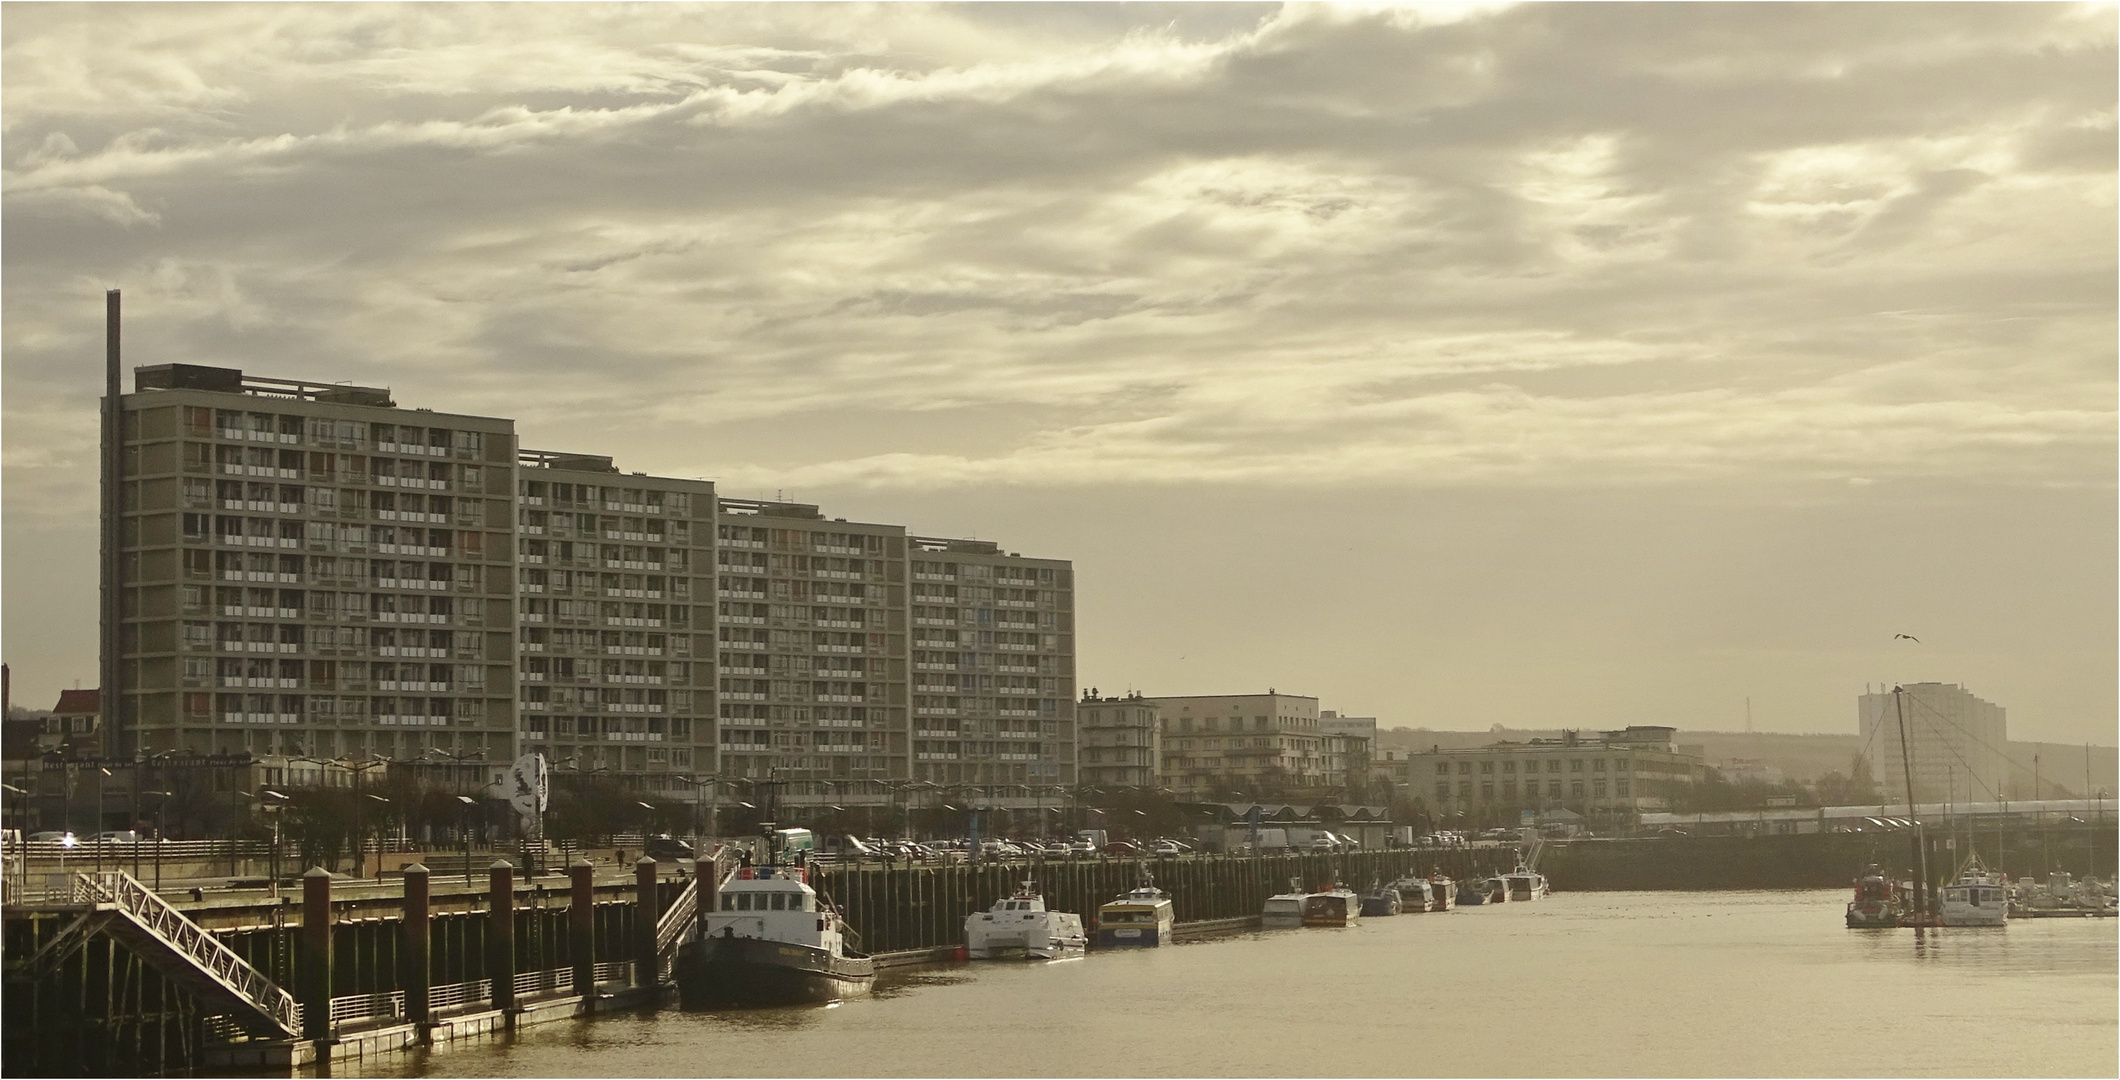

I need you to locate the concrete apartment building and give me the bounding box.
[1858,682,2008,804]
[116,364,521,765]
[906,537,1077,792]
[1152,692,1357,800]
[109,362,1075,806]
[512,451,717,785]
[1077,690,1160,789]
[1409,727,1706,823]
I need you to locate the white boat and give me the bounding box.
[1504,865,1548,901]
[677,863,874,1006]
[1096,874,1175,948]
[1937,856,2008,928]
[1302,882,1361,927]
[1389,876,1433,912]
[1262,878,1310,929]
[966,880,1086,959]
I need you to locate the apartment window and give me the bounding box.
[1456,761,1471,775]
[1570,780,1584,797]
[1594,759,1607,772]
[1594,780,1608,796]
[1616,780,1631,797]
[1570,759,1584,772]
[1546,760,1561,773]
[1502,760,1515,773]
[1480,761,1494,773]
[1435,762,1449,776]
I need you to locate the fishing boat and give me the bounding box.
[1262,878,1311,929]
[1359,882,1402,917]
[1457,878,1487,906]
[1425,870,1457,911]
[1475,875,1510,904]
[1504,865,1548,901]
[677,862,874,1007]
[1389,875,1433,912]
[1844,863,1905,928]
[1303,882,1361,927]
[966,880,1087,959]
[1937,855,2008,928]
[1096,872,1175,947]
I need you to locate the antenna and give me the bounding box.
[1745,697,1753,734]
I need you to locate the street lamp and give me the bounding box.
[140,790,173,892]
[456,795,478,885]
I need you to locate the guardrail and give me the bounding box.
[328,989,406,1028]
[72,871,300,1038]
[428,977,493,1013]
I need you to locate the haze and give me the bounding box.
[3,3,2113,742]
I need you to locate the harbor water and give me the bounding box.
[349,890,2116,1078]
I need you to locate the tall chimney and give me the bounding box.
[101,289,125,757]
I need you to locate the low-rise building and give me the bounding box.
[1151,692,1364,800]
[1077,689,1159,789]
[1407,726,1706,826]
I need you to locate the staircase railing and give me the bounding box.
[74,871,300,1038]
[653,874,699,982]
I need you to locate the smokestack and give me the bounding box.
[101,289,125,756]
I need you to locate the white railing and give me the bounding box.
[654,875,699,982]
[328,989,406,1028]
[428,977,493,1012]
[74,871,299,1037]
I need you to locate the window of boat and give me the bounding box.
[721,895,735,911]
[736,893,754,910]
[771,892,788,910]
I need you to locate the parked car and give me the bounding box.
[1102,840,1142,856]
[1148,840,1185,856]
[27,831,77,844]
[93,830,144,845]
[643,835,695,861]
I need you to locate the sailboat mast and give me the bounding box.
[1892,686,1929,916]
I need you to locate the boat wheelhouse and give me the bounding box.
[1504,866,1548,902]
[1262,879,1310,929]
[1938,857,2008,928]
[1302,884,1361,927]
[1844,863,1904,928]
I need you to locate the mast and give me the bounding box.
[1892,686,1929,917]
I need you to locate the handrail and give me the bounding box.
[653,874,699,982]
[74,871,299,1037]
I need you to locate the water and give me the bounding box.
[355,891,2116,1078]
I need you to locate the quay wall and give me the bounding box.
[812,847,1514,954]
[1542,822,2117,891]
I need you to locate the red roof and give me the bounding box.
[53,689,100,716]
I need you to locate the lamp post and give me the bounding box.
[140,790,172,892]
[456,795,477,885]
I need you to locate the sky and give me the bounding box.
[3,2,2114,743]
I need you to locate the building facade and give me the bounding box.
[1408,726,1706,824]
[1077,690,1160,789]
[1858,682,2008,805]
[1151,692,1358,800]
[109,363,1075,808]
[513,451,716,785]
[118,365,520,764]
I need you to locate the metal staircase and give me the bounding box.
[26,872,299,1039]
[652,874,699,983]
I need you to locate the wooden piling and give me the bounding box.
[402,863,431,1032]
[488,861,517,1016]
[300,867,332,1046]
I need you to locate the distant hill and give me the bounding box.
[1378,726,2116,798]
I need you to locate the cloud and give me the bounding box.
[2,1,2112,529]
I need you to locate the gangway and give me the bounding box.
[16,871,298,1039]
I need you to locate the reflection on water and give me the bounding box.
[337,891,2117,1079]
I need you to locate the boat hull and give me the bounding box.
[1845,903,1900,928]
[1360,894,1401,917]
[1096,925,1165,948]
[675,932,874,1008]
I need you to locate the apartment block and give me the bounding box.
[117,364,519,763]
[1152,692,1353,800]
[1858,682,2008,804]
[1077,690,1160,789]
[906,537,1076,789]
[513,451,716,781]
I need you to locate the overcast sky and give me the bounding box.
[4,3,2113,743]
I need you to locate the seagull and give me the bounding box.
[1893,634,1920,643]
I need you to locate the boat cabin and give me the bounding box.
[705,866,846,951]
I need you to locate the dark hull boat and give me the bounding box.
[676,927,874,1008]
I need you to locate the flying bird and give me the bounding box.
[1893,634,1920,643]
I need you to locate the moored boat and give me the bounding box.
[1360,882,1402,917]
[1426,870,1457,911]
[1504,865,1548,901]
[967,880,1087,959]
[1097,873,1175,947]
[1262,878,1310,929]
[1389,876,1433,912]
[1937,856,2008,928]
[676,863,874,1007]
[1844,863,1904,928]
[1303,882,1361,927]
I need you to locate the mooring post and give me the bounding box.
[488,860,517,1016]
[567,858,597,1010]
[635,857,660,987]
[300,866,333,1045]
[402,863,432,1032]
